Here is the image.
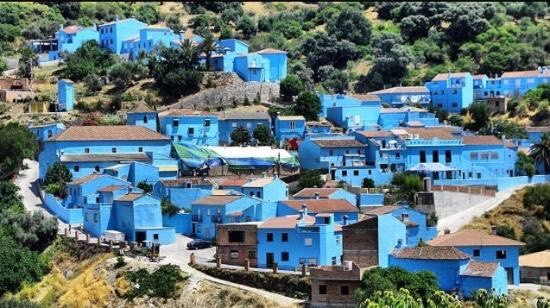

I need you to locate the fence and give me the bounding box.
[431,185,497,197]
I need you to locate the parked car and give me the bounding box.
[187,239,212,250]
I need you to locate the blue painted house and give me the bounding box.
[257,212,343,270]
[58,79,74,111]
[98,17,147,54]
[122,25,183,60]
[277,199,358,225]
[369,86,431,107]
[240,177,289,202]
[274,115,306,147]
[67,173,131,207]
[154,178,214,209]
[159,109,219,146]
[39,125,172,180]
[28,122,66,143]
[218,112,271,145]
[363,205,437,247]
[298,137,366,170]
[48,24,100,60]
[126,104,158,132]
[428,229,524,285]
[210,39,249,72]
[326,100,381,131]
[232,48,288,82]
[319,93,380,119]
[190,194,272,240]
[425,72,474,113]
[293,188,357,206]
[378,107,439,129]
[390,246,507,297]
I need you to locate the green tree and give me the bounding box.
[253,125,273,146]
[137,181,152,194]
[401,15,431,42]
[1,210,58,252]
[515,152,536,177]
[17,47,39,79]
[530,133,550,174]
[166,14,185,33]
[362,178,375,189]
[84,74,102,94]
[391,173,422,202]
[60,40,115,81]
[465,102,491,132]
[321,69,349,94]
[326,8,371,45]
[280,74,304,102]
[448,114,464,127]
[44,162,72,187]
[0,181,24,214]
[134,4,160,25]
[300,32,359,76]
[294,91,321,121]
[297,170,325,190]
[236,15,257,39]
[161,198,181,216]
[230,126,251,146]
[0,123,38,179]
[199,32,218,71]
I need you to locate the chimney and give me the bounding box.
[314,192,320,199]
[342,215,349,226]
[423,177,431,192]
[301,204,308,218]
[491,225,497,235]
[444,228,451,235]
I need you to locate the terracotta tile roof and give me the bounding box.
[526,126,550,133]
[462,135,503,145]
[428,229,525,247]
[313,139,365,148]
[158,109,212,116]
[69,173,103,185]
[461,261,499,278]
[259,215,315,229]
[116,193,145,202]
[49,126,168,141]
[62,25,81,34]
[501,70,550,78]
[363,206,400,216]
[369,86,429,95]
[218,112,271,121]
[218,178,250,187]
[212,189,234,195]
[503,139,517,148]
[348,93,380,101]
[357,130,393,138]
[473,74,488,79]
[257,48,287,54]
[281,200,358,213]
[392,246,470,260]
[128,103,155,113]
[394,127,460,140]
[293,188,341,199]
[60,153,150,163]
[161,178,213,187]
[191,195,242,206]
[97,185,126,192]
[242,178,280,188]
[432,72,470,81]
[277,115,305,121]
[519,250,550,268]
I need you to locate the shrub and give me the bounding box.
[161,198,180,216]
[136,181,153,193]
[124,265,187,299]
[297,170,326,190]
[362,178,375,188]
[114,256,127,269]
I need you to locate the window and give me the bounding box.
[230,250,239,259]
[445,150,452,163]
[256,191,261,198]
[452,90,457,94]
[342,170,347,176]
[204,119,211,127]
[281,233,288,242]
[228,230,245,243]
[353,170,359,176]
[305,238,313,246]
[290,121,295,129]
[496,250,507,259]
[452,102,458,108]
[329,150,333,156]
[231,122,237,128]
[110,39,113,44]
[188,127,195,135]
[470,152,478,160]
[153,234,159,240]
[437,104,443,108]
[473,249,480,257]
[93,213,98,223]
[281,252,289,261]
[248,250,256,259]
[143,116,148,124]
[74,165,80,172]
[112,147,117,153]
[432,150,439,163]
[396,152,401,159]
[172,119,179,127]
[477,173,481,179]
[178,135,182,141]
[95,166,100,172]
[490,152,498,160]
[340,286,350,295]
[319,285,327,295]
[96,197,100,203]
[420,151,426,163]
[85,148,90,153]
[138,147,143,152]
[267,233,273,242]
[47,130,52,138]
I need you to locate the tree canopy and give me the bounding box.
[293,91,321,121]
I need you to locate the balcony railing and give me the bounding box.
[211,216,222,223]
[191,215,202,222]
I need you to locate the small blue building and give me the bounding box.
[257,212,343,270]
[319,93,380,119]
[378,107,439,129]
[126,104,158,132]
[154,178,214,209]
[28,122,65,143]
[98,17,148,54]
[428,229,524,285]
[49,24,99,60]
[369,86,431,108]
[274,115,306,147]
[389,246,507,297]
[277,199,358,225]
[298,137,366,170]
[159,109,219,146]
[218,112,272,145]
[240,177,289,202]
[58,79,74,111]
[232,48,288,82]
[293,187,357,206]
[122,25,183,60]
[425,72,474,113]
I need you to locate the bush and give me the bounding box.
[253,125,273,146]
[124,265,187,299]
[391,173,422,202]
[191,264,309,299]
[280,74,304,102]
[362,178,375,188]
[230,126,251,146]
[161,198,180,216]
[297,170,326,190]
[114,256,127,269]
[45,183,67,199]
[136,181,153,193]
[523,184,550,219]
[495,225,516,240]
[84,74,102,94]
[293,91,321,121]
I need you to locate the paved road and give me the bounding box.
[437,184,529,233]
[160,234,303,307]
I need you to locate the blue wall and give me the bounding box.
[127,112,158,132]
[378,214,407,267]
[455,245,521,285]
[159,114,219,146]
[44,193,83,224]
[389,257,469,291]
[58,79,74,111]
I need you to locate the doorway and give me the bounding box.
[266,253,274,267]
[505,267,514,284]
[136,231,146,244]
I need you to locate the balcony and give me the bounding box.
[211,215,222,223]
[191,215,202,222]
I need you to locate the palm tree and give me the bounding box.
[530,132,550,174]
[199,32,218,71]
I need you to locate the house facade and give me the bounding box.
[217,112,271,145]
[293,187,357,206]
[126,104,158,132]
[49,25,99,60]
[159,109,219,146]
[425,72,474,113]
[369,86,431,107]
[274,115,306,147]
[58,79,74,111]
[98,17,147,54]
[277,200,359,225]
